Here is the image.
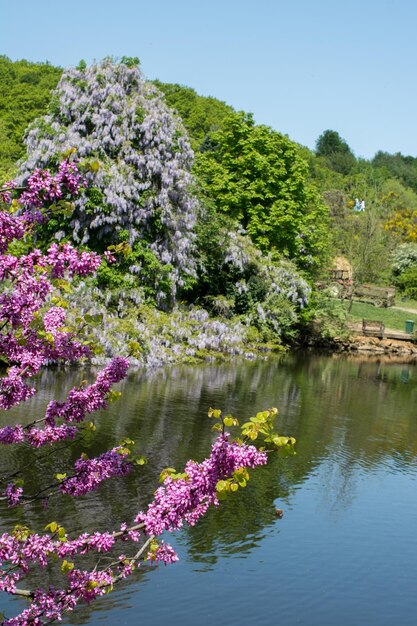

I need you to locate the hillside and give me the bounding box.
[2,55,417,355]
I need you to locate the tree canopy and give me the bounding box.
[18,58,199,305]
[196,112,329,272]
[0,56,62,179]
[315,129,356,175]
[154,81,234,150]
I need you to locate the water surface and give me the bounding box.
[2,352,417,625]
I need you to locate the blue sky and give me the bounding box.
[2,0,416,159]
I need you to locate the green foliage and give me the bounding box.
[188,205,311,343]
[380,178,417,215]
[392,243,417,276]
[391,243,417,298]
[9,56,417,345]
[372,151,417,193]
[195,112,329,272]
[395,265,417,298]
[303,292,350,341]
[0,56,62,179]
[315,129,356,175]
[207,405,296,451]
[154,81,234,150]
[331,207,394,284]
[120,56,140,68]
[96,238,175,306]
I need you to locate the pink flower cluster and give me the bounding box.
[0,425,24,444]
[3,483,23,507]
[0,432,268,624]
[0,212,26,254]
[43,306,67,332]
[0,180,15,205]
[45,242,101,278]
[60,447,132,497]
[55,159,85,195]
[43,356,129,425]
[26,424,78,448]
[0,523,137,623]
[136,434,267,536]
[0,357,129,450]
[18,160,85,209]
[147,541,179,565]
[0,222,102,412]
[3,569,113,625]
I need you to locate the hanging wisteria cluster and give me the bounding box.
[60,281,259,367]
[223,230,311,306]
[18,58,198,302]
[50,233,311,366]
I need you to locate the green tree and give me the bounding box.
[315,129,356,175]
[372,151,417,193]
[154,81,234,150]
[195,112,329,273]
[0,56,62,179]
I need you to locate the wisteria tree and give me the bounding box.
[0,163,295,625]
[18,57,198,306]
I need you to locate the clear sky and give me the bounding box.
[2,0,416,159]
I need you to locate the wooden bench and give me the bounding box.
[362,319,385,338]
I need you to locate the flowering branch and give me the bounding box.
[0,161,295,625]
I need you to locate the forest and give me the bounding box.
[2,54,417,359]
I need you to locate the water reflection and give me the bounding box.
[3,352,417,624]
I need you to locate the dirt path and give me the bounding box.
[391,306,417,314]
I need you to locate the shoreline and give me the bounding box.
[316,333,417,360]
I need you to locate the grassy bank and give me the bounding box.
[345,301,417,331]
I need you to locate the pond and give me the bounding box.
[2,351,417,625]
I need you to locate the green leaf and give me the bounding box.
[84,313,103,326]
[216,480,227,493]
[159,467,177,482]
[58,526,67,539]
[149,539,159,553]
[120,437,135,446]
[116,447,130,455]
[88,160,100,173]
[12,525,32,541]
[107,389,122,402]
[55,473,67,482]
[61,559,74,573]
[45,521,59,533]
[52,279,72,293]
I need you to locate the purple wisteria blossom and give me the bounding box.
[19,59,198,302]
